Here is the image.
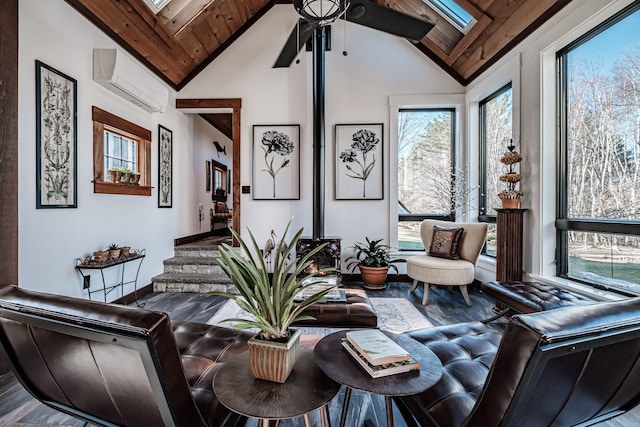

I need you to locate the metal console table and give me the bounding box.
[75,249,145,306]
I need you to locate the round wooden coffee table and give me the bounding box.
[214,346,340,427]
[314,330,443,427]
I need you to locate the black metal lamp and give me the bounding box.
[293,0,350,25]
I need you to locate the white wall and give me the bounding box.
[179,5,463,265]
[192,116,233,233]
[18,0,199,298]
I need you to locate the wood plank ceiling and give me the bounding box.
[65,0,572,90]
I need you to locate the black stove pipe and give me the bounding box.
[312,27,326,239]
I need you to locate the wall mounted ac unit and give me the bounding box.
[93,48,169,113]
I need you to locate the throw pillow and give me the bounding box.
[429,225,465,260]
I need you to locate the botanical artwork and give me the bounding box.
[36,61,77,208]
[335,124,383,200]
[158,125,172,208]
[252,125,300,200]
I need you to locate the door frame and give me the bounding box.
[176,98,241,243]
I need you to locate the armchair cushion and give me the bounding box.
[428,226,465,260]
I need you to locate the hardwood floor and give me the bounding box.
[0,282,638,426]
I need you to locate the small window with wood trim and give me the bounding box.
[92,106,152,196]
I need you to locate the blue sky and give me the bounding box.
[572,9,640,71]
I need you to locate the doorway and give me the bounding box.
[176,99,241,243]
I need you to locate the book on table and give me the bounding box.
[345,329,411,366]
[295,284,346,303]
[341,340,420,378]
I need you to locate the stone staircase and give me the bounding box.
[152,237,237,293]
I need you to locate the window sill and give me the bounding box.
[94,181,152,196]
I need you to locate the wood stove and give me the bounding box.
[296,237,341,283]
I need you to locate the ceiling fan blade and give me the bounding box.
[343,0,434,42]
[273,19,317,68]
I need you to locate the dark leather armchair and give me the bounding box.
[397,297,640,426]
[0,285,252,427]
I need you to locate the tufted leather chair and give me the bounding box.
[397,297,640,426]
[481,280,597,314]
[0,285,252,427]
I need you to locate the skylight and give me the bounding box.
[142,0,171,14]
[425,0,474,32]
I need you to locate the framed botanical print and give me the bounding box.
[158,125,173,208]
[36,60,77,208]
[335,123,384,200]
[252,125,300,200]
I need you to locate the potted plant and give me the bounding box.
[108,167,123,183]
[120,245,131,256]
[212,221,334,383]
[93,249,108,263]
[107,243,121,259]
[498,140,523,209]
[345,238,405,290]
[130,172,141,185]
[121,168,134,184]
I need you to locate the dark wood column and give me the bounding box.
[0,0,18,375]
[496,208,527,282]
[0,0,19,288]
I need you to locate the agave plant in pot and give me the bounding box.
[213,221,334,383]
[345,238,405,290]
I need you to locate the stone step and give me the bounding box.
[151,272,237,294]
[173,245,222,258]
[163,256,225,275]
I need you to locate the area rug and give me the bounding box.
[207,297,432,334]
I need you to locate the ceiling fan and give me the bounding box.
[273,0,435,68]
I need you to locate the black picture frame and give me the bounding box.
[252,124,301,200]
[335,123,384,200]
[36,60,77,208]
[158,125,173,208]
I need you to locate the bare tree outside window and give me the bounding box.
[560,7,640,294]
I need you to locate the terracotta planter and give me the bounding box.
[108,249,121,259]
[107,170,117,182]
[248,329,301,383]
[501,198,520,209]
[120,247,131,256]
[359,265,389,290]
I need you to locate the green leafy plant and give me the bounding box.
[107,243,119,250]
[345,238,405,273]
[213,221,334,340]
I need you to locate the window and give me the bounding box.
[142,0,171,14]
[397,108,455,250]
[479,84,513,256]
[424,0,475,32]
[557,3,640,295]
[92,106,151,196]
[104,130,138,180]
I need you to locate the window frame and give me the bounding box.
[556,2,640,293]
[92,106,152,196]
[397,107,457,250]
[478,83,512,256]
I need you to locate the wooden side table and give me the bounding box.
[495,208,527,282]
[314,330,443,427]
[214,346,340,427]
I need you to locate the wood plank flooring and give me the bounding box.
[1,282,638,426]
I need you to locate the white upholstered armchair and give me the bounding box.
[407,219,488,306]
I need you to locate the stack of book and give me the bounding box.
[341,329,420,378]
[295,284,347,303]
